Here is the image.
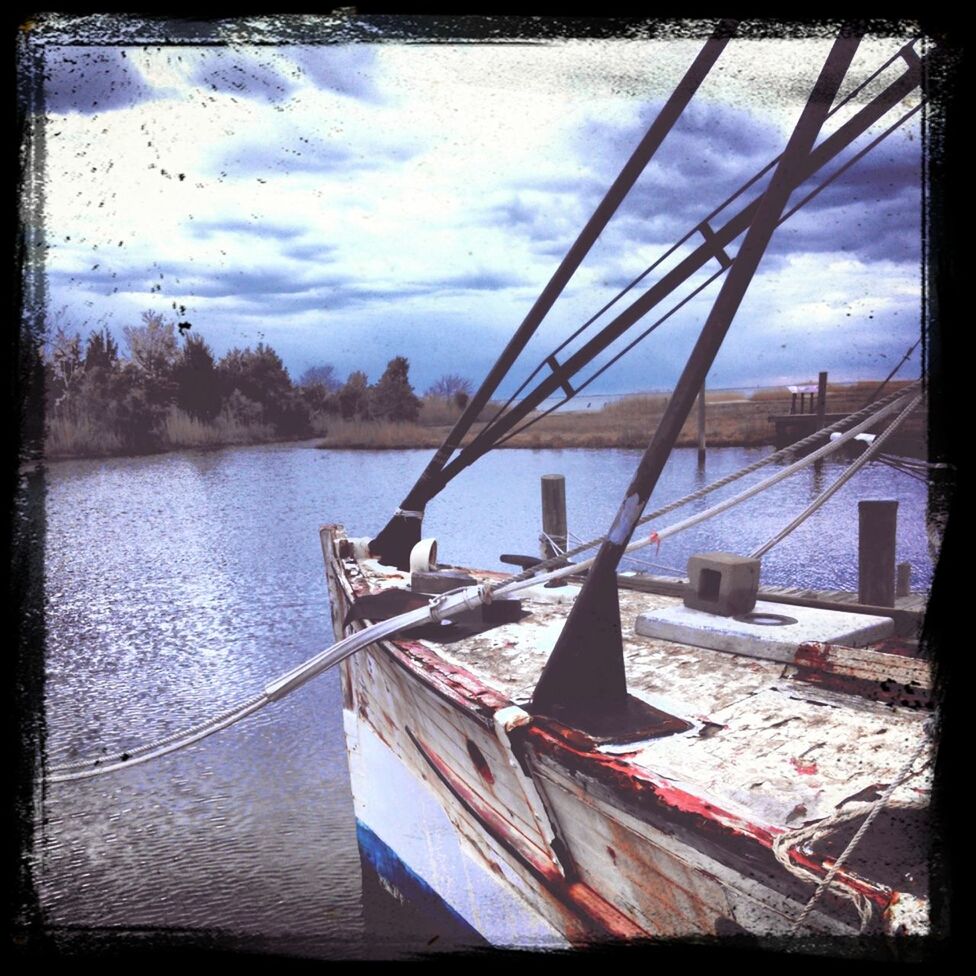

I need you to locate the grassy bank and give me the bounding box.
[43,382,917,459]
[316,381,918,450]
[44,406,323,461]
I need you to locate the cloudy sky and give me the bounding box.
[25,16,926,397]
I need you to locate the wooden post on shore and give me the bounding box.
[697,383,706,467]
[896,561,912,598]
[816,371,828,429]
[858,500,897,607]
[541,474,567,560]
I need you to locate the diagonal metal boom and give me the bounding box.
[439,47,924,487]
[531,29,864,726]
[368,21,737,569]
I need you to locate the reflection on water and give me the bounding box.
[37,442,933,957]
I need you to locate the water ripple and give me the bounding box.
[37,442,932,953]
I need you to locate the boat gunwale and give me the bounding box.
[324,525,929,932]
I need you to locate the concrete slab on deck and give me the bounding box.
[634,600,894,662]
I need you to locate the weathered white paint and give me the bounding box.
[343,708,569,949]
[529,748,858,937]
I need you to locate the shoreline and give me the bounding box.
[30,433,325,467]
[33,433,774,467]
[35,382,920,463]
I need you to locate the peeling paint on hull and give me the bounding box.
[321,525,932,946]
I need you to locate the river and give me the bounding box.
[33,441,935,958]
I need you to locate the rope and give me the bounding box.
[620,552,687,576]
[862,335,923,407]
[777,732,933,934]
[489,382,920,593]
[750,394,921,558]
[539,531,567,556]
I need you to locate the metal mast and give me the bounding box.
[532,29,863,728]
[368,21,737,569]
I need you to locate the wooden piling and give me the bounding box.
[541,474,567,560]
[858,500,897,607]
[816,371,828,429]
[896,561,912,598]
[697,384,706,466]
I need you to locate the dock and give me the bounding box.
[765,375,926,458]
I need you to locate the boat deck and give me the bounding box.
[354,556,933,835]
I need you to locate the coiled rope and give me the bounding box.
[771,729,933,934]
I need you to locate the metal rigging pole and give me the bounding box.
[369,37,925,572]
[368,21,738,570]
[532,28,864,729]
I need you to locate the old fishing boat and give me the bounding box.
[38,22,940,952]
[321,25,938,947]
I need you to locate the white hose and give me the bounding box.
[44,583,494,783]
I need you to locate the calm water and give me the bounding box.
[35,442,934,958]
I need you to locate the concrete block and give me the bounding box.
[684,552,760,616]
[635,600,895,662]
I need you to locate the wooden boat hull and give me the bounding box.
[322,525,930,947]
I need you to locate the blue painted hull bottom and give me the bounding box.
[356,820,489,954]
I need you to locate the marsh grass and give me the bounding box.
[315,382,917,450]
[316,418,446,448]
[45,407,280,459]
[47,383,917,457]
[46,411,124,457]
[160,408,275,448]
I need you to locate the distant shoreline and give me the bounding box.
[37,382,916,462]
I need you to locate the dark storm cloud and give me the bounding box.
[287,45,385,102]
[478,193,591,256]
[481,102,783,255]
[189,48,296,103]
[798,133,920,212]
[770,195,920,264]
[767,131,921,264]
[43,47,156,114]
[585,102,785,243]
[493,100,919,266]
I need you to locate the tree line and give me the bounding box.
[44,310,465,455]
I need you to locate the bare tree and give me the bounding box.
[48,325,83,406]
[299,364,341,392]
[123,310,178,379]
[425,373,472,402]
